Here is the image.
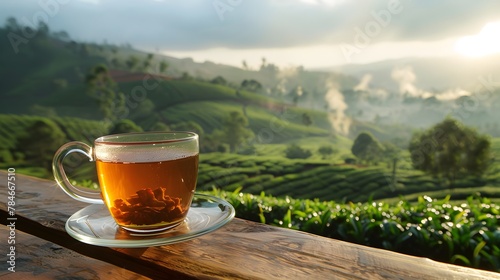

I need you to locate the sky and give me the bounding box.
[1,0,500,69]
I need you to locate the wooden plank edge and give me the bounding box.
[0,209,197,279]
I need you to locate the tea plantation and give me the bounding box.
[198,153,500,203]
[203,189,500,272]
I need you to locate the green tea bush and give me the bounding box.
[205,189,500,272]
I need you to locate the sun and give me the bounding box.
[454,21,500,57]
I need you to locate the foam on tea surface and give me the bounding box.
[94,145,198,163]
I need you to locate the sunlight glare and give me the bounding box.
[454,21,500,57]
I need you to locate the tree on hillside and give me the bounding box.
[219,111,254,153]
[126,55,139,71]
[302,113,313,126]
[143,59,151,70]
[285,144,312,159]
[241,79,262,92]
[211,76,227,86]
[382,141,401,167]
[150,122,170,132]
[111,58,121,68]
[5,17,20,32]
[109,119,143,134]
[351,132,384,164]
[170,121,204,136]
[159,61,168,73]
[180,72,193,81]
[318,145,335,159]
[129,99,155,120]
[17,119,66,170]
[290,86,305,106]
[86,64,126,121]
[409,118,491,187]
[37,21,49,38]
[143,53,154,70]
[52,78,68,90]
[80,43,91,57]
[260,57,267,69]
[200,132,229,153]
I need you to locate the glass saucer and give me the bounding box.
[65,193,235,248]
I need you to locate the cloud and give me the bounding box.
[78,0,101,4]
[298,0,346,6]
[454,21,500,57]
[354,74,372,91]
[1,0,500,52]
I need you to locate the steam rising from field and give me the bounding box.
[275,66,300,95]
[354,74,372,91]
[325,80,351,135]
[391,66,421,97]
[391,66,470,100]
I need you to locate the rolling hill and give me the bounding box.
[1,22,499,205]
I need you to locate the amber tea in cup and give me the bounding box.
[53,132,199,233]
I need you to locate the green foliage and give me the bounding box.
[409,118,491,187]
[195,152,500,203]
[240,79,262,92]
[0,149,13,163]
[344,157,357,164]
[29,105,58,118]
[237,144,257,155]
[16,119,66,170]
[129,98,155,119]
[301,113,312,126]
[284,144,312,159]
[199,132,228,153]
[351,132,384,164]
[109,119,143,134]
[382,141,401,160]
[219,111,254,153]
[318,145,334,159]
[126,55,139,71]
[180,72,193,81]
[205,190,500,272]
[211,76,227,86]
[85,64,126,121]
[159,60,168,73]
[150,121,170,132]
[52,78,68,89]
[170,121,204,136]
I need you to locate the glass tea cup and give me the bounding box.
[52,131,199,233]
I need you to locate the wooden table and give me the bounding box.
[1,171,499,279]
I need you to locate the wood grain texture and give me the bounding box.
[0,227,148,280]
[1,171,499,279]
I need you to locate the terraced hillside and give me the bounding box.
[197,153,500,202]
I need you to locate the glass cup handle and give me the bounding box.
[52,141,103,204]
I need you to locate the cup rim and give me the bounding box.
[95,131,198,145]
